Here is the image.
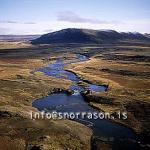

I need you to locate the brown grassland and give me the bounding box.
[0,41,150,149]
[65,44,150,137]
[0,41,92,150]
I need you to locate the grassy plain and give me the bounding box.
[65,44,150,138]
[0,42,92,150]
[0,41,150,149]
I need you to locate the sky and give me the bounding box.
[0,0,150,34]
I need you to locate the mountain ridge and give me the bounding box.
[32,28,150,44]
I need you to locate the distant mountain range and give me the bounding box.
[144,33,150,38]
[0,35,40,42]
[31,28,150,44]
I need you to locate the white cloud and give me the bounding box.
[0,18,149,35]
[57,11,120,24]
[0,21,36,24]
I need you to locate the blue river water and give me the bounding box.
[33,54,142,149]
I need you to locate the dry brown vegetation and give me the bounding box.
[66,46,150,136]
[0,41,150,149]
[0,41,33,49]
[0,43,92,150]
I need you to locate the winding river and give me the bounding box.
[32,54,142,149]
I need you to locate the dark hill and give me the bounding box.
[31,28,149,44]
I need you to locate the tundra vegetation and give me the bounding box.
[0,38,150,149]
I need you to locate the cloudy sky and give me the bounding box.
[0,0,150,34]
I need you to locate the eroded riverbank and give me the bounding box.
[0,52,92,150]
[1,42,149,149]
[32,54,145,149]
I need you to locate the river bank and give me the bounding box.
[0,49,92,149]
[65,47,150,149]
[0,42,149,149]
[32,53,148,149]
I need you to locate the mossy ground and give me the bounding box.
[65,45,150,139]
[0,44,92,150]
[0,42,150,149]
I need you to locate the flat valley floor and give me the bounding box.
[0,40,150,149]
